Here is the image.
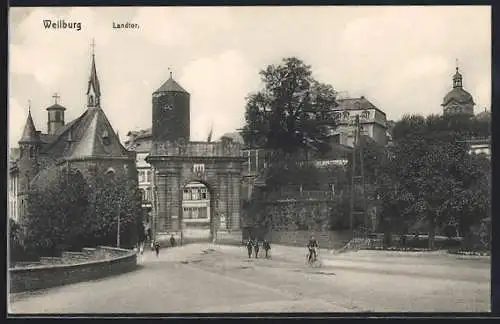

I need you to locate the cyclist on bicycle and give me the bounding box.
[307,235,319,262]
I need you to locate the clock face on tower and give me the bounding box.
[163,104,173,111]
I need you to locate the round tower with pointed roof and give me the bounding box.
[46,92,66,135]
[18,102,41,220]
[152,70,190,142]
[442,62,475,117]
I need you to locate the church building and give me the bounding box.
[8,49,137,223]
[442,64,475,117]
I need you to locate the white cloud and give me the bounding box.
[8,6,491,149]
[8,98,28,147]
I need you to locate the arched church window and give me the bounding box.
[89,95,94,106]
[105,168,116,180]
[29,147,35,158]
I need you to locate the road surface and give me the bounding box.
[9,243,490,313]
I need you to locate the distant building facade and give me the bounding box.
[8,148,20,222]
[331,96,388,147]
[124,129,153,213]
[8,50,137,224]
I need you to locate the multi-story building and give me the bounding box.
[331,96,388,147]
[124,130,154,212]
[182,182,211,237]
[8,148,20,222]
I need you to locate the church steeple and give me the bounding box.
[453,59,463,88]
[19,101,39,144]
[87,39,101,108]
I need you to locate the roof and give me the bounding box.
[219,132,244,144]
[336,97,378,111]
[46,103,67,111]
[474,110,490,122]
[19,111,39,143]
[442,87,474,106]
[63,108,131,160]
[86,54,101,97]
[154,76,189,94]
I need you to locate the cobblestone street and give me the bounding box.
[9,244,490,314]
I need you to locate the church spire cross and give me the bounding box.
[52,92,60,104]
[28,100,31,114]
[455,58,459,72]
[169,67,173,78]
[91,38,96,55]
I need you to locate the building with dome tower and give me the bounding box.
[439,62,491,157]
[442,63,475,117]
[8,44,137,224]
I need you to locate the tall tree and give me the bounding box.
[85,173,142,248]
[381,114,490,249]
[24,169,90,255]
[241,57,338,154]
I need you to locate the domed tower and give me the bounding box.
[152,71,190,143]
[46,93,66,135]
[442,62,475,117]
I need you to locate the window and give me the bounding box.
[102,130,110,145]
[139,170,147,183]
[201,188,208,199]
[192,189,200,200]
[342,111,350,120]
[183,189,191,200]
[361,110,370,119]
[55,111,62,122]
[145,170,151,183]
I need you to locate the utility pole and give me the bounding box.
[117,200,121,248]
[349,115,368,237]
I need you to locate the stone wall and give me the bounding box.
[9,246,137,293]
[267,230,352,250]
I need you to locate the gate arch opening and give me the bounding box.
[181,181,215,243]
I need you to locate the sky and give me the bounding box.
[8,6,491,148]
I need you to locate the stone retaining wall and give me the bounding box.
[267,230,352,249]
[9,246,137,293]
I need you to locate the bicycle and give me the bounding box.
[306,247,322,268]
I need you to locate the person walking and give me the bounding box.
[170,234,176,248]
[263,239,271,259]
[253,239,260,258]
[246,239,253,258]
[139,242,144,255]
[154,241,160,257]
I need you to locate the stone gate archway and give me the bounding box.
[146,138,245,243]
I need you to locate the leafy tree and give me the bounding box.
[85,173,142,248]
[241,57,338,154]
[380,114,490,249]
[24,169,89,256]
